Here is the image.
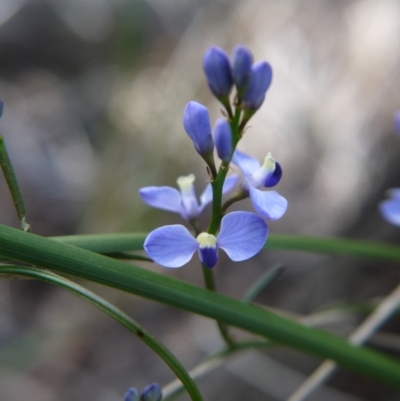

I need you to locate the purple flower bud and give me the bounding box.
[264,162,282,187]
[183,101,214,155]
[124,388,140,401]
[141,383,162,401]
[0,100,4,119]
[203,47,233,98]
[231,45,253,91]
[242,61,273,110]
[395,111,400,137]
[214,118,232,162]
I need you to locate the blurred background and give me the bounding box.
[0,0,400,400]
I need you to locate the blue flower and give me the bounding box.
[213,118,232,162]
[139,174,238,220]
[203,47,233,98]
[395,111,400,137]
[380,189,400,226]
[380,190,400,226]
[231,45,253,93]
[144,211,268,268]
[242,61,273,110]
[232,149,287,220]
[124,388,140,401]
[141,383,162,401]
[183,101,214,155]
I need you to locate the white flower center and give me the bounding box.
[262,152,276,173]
[177,174,195,192]
[196,232,217,248]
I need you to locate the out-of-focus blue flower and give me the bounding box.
[203,47,233,98]
[144,211,268,268]
[231,45,253,92]
[0,100,4,119]
[213,118,232,162]
[183,101,214,155]
[232,150,287,220]
[242,62,273,110]
[395,111,400,137]
[124,388,140,401]
[141,383,162,401]
[380,190,400,226]
[139,174,238,220]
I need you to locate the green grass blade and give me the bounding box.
[0,266,202,400]
[1,224,400,387]
[52,233,400,262]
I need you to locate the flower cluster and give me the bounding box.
[379,111,400,226]
[140,45,287,269]
[124,383,162,401]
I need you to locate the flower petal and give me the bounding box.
[379,196,400,226]
[144,225,198,268]
[214,118,232,162]
[217,211,268,261]
[183,101,214,155]
[203,47,233,97]
[248,186,288,220]
[199,174,239,209]
[231,45,253,91]
[242,61,273,110]
[395,111,400,137]
[139,186,184,215]
[231,149,260,177]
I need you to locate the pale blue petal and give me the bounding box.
[144,225,198,268]
[217,211,268,261]
[199,174,239,209]
[395,111,400,137]
[379,196,400,226]
[388,188,400,199]
[139,187,184,215]
[249,186,288,220]
[222,174,239,194]
[231,149,260,177]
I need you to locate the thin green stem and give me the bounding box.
[208,108,242,235]
[0,136,30,231]
[0,265,203,401]
[221,190,248,214]
[201,264,235,347]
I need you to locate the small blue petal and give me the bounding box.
[183,101,214,155]
[198,246,218,268]
[395,111,400,137]
[217,211,268,261]
[379,191,400,226]
[144,225,198,268]
[242,61,273,110]
[0,100,4,119]
[199,174,238,209]
[203,47,233,97]
[124,388,140,401]
[231,149,260,177]
[214,118,232,162]
[141,383,162,401]
[231,45,253,90]
[139,187,184,216]
[248,186,287,220]
[264,162,282,187]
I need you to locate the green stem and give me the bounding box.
[201,264,235,347]
[208,108,242,235]
[0,136,30,231]
[0,265,203,401]
[221,190,248,214]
